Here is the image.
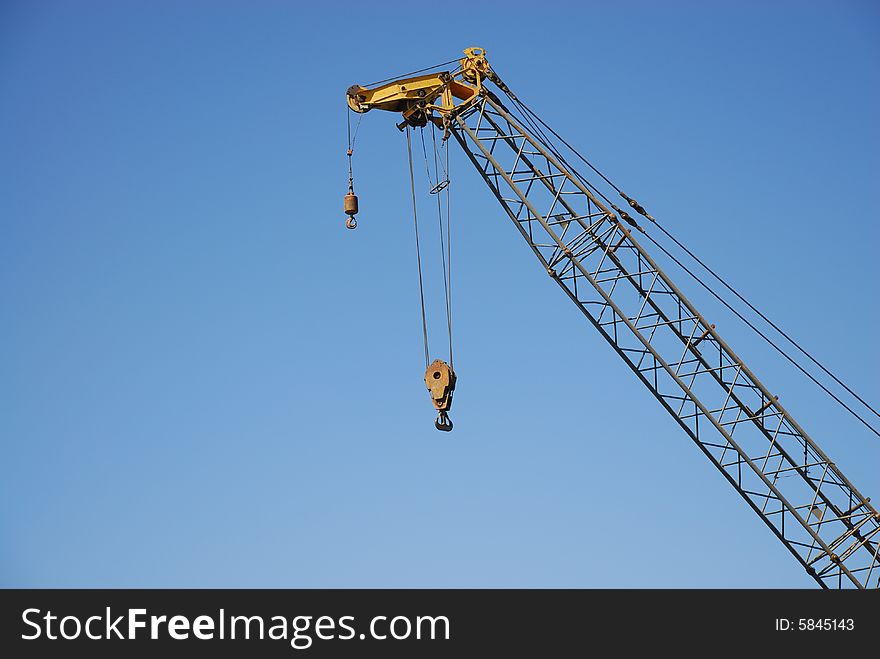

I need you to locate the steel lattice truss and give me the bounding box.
[449,93,880,589]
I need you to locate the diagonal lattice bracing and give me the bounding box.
[449,93,880,589]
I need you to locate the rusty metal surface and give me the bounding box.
[424,359,456,432]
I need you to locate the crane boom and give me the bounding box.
[346,49,880,588]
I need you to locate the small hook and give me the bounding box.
[345,216,357,230]
[434,412,453,432]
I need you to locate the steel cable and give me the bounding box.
[364,58,460,89]
[641,231,880,438]
[431,127,454,366]
[494,79,880,436]
[406,126,430,367]
[647,219,880,424]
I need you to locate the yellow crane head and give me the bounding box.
[345,47,493,130]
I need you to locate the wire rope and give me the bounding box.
[406,126,430,367]
[364,58,460,89]
[493,80,880,435]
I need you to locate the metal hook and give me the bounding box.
[345,216,357,230]
[434,412,453,432]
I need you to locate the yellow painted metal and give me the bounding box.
[346,47,495,129]
[459,47,491,86]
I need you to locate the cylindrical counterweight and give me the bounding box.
[344,192,359,216]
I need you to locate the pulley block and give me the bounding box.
[424,359,456,432]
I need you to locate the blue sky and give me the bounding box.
[2,1,878,587]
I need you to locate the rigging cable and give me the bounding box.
[496,82,880,436]
[345,109,364,184]
[406,126,430,368]
[346,108,352,182]
[442,130,453,368]
[497,87,625,216]
[419,126,454,366]
[640,231,880,439]
[430,127,453,367]
[497,81,623,195]
[364,58,461,89]
[344,109,361,229]
[646,218,880,423]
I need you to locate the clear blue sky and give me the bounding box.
[2,1,878,588]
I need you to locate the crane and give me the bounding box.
[344,47,880,589]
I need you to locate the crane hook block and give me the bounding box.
[424,359,456,430]
[344,191,359,229]
[435,412,453,432]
